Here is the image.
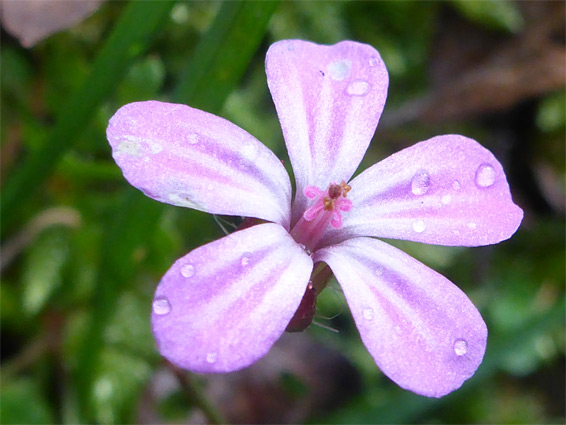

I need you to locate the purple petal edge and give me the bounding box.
[322,135,523,247]
[315,237,488,398]
[266,39,389,222]
[107,101,292,228]
[151,223,313,373]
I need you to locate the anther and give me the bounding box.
[328,184,342,199]
[290,181,354,251]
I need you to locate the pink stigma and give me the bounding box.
[291,181,353,251]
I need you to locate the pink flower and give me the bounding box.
[106,40,523,398]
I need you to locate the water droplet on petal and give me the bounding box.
[328,59,352,81]
[206,352,218,364]
[181,264,195,278]
[412,220,427,233]
[452,180,461,191]
[453,339,468,356]
[369,57,379,67]
[346,80,370,96]
[153,297,171,315]
[363,308,374,321]
[117,140,141,157]
[475,163,496,188]
[441,194,452,205]
[411,170,431,195]
[187,133,199,145]
[240,252,252,267]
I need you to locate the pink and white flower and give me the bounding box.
[107,40,523,397]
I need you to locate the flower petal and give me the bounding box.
[314,237,487,398]
[266,40,388,220]
[323,135,523,247]
[151,223,313,373]
[107,101,292,228]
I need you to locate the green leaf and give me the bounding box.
[536,90,566,133]
[91,349,152,424]
[0,379,54,424]
[116,55,166,102]
[451,0,524,33]
[21,227,70,316]
[104,291,156,357]
[0,46,33,109]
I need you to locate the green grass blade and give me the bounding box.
[0,1,176,238]
[74,190,163,422]
[174,0,280,111]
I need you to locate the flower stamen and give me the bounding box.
[291,181,353,251]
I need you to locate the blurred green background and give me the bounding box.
[1,1,564,424]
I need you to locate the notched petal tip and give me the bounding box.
[266,40,389,221]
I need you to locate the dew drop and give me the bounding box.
[328,59,352,81]
[441,194,452,205]
[475,163,496,188]
[363,308,374,321]
[152,297,171,315]
[240,252,252,267]
[346,80,370,96]
[452,180,461,191]
[187,133,199,145]
[411,170,431,196]
[412,220,427,233]
[453,339,468,356]
[181,264,195,278]
[117,140,141,156]
[369,57,379,67]
[206,352,218,364]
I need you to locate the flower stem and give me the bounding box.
[168,362,227,425]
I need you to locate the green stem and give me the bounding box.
[169,363,228,425]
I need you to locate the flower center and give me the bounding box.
[290,181,352,251]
